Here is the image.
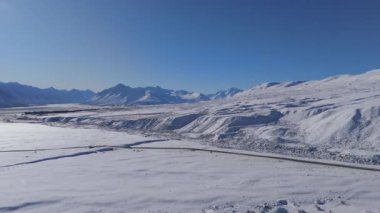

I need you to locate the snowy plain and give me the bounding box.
[0,122,380,213]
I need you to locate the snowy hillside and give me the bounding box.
[6,69,380,164]
[91,84,241,105]
[0,82,95,108]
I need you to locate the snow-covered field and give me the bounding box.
[1,70,380,212]
[0,123,379,212]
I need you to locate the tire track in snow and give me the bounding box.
[0,140,166,168]
[1,140,380,172]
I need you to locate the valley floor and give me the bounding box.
[0,123,379,213]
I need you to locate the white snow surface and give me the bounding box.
[0,123,379,213]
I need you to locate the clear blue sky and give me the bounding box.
[1,0,379,93]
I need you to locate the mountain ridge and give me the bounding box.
[91,83,242,105]
[0,82,95,108]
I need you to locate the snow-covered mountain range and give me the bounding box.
[0,82,94,107]
[91,84,207,105]
[0,81,242,107]
[90,84,242,105]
